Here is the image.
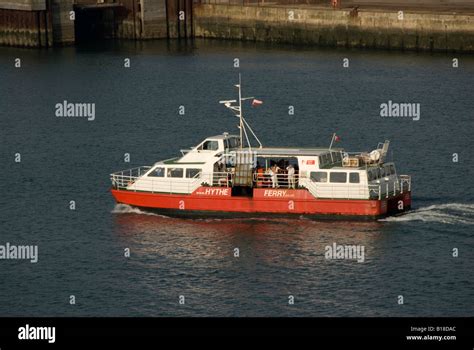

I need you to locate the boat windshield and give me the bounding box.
[200,140,219,151]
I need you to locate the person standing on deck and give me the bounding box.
[286,164,295,189]
[270,164,280,188]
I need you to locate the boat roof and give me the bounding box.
[206,134,240,140]
[253,147,343,157]
[156,157,206,165]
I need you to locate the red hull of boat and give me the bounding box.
[111,187,411,219]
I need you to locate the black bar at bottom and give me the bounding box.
[0,317,472,346]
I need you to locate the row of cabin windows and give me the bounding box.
[310,171,360,184]
[318,152,343,168]
[367,164,396,181]
[148,167,202,179]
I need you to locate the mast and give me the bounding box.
[219,75,263,150]
[238,74,243,149]
[329,133,336,150]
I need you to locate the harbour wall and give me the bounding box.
[0,0,51,47]
[1,0,473,52]
[193,4,474,52]
[51,0,73,45]
[0,0,193,47]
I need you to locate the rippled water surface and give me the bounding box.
[0,40,473,316]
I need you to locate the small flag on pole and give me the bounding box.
[329,133,341,149]
[251,99,263,107]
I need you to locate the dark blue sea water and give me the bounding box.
[0,40,473,317]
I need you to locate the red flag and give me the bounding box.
[334,135,341,142]
[252,99,263,107]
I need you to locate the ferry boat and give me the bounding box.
[110,77,411,219]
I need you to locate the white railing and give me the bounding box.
[368,175,411,200]
[300,178,372,200]
[253,173,300,188]
[300,175,411,200]
[110,170,234,194]
[400,175,411,192]
[110,166,152,189]
[209,171,234,187]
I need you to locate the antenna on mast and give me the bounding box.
[219,74,263,150]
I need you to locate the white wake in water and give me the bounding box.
[111,204,168,217]
[380,203,474,224]
[112,203,474,224]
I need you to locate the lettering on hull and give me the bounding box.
[263,189,295,198]
[194,187,230,196]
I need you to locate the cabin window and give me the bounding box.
[223,138,239,150]
[390,164,395,175]
[167,168,184,178]
[376,168,381,179]
[330,172,347,183]
[310,171,328,183]
[201,140,219,151]
[318,154,325,166]
[332,152,342,163]
[349,173,360,183]
[149,167,165,177]
[323,154,330,164]
[228,138,239,149]
[186,168,202,178]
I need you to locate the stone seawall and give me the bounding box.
[51,0,73,45]
[0,0,168,47]
[0,0,52,47]
[193,4,474,52]
[0,0,73,47]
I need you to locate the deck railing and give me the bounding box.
[110,169,234,194]
[368,175,411,200]
[110,166,152,189]
[300,175,411,200]
[111,167,411,199]
[253,173,300,188]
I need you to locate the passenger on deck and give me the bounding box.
[286,164,295,189]
[270,164,280,188]
[216,160,224,172]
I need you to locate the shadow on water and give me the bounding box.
[70,37,474,61]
